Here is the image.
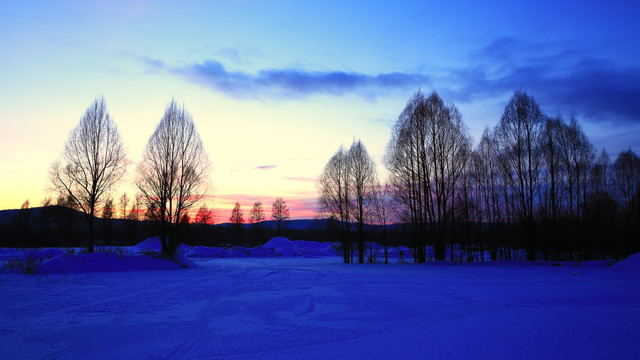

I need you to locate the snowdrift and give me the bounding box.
[1,240,196,274]
[37,252,194,274]
[613,252,640,271]
[181,237,338,258]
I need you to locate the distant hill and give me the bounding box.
[0,207,404,231]
[0,207,331,230]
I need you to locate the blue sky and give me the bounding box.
[1,0,639,218]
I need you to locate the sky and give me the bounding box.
[1,0,639,220]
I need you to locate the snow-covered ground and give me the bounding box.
[1,239,639,359]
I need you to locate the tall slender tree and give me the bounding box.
[136,100,210,256]
[318,146,352,263]
[229,202,244,225]
[385,90,471,262]
[271,197,290,235]
[348,140,377,263]
[50,97,127,252]
[195,203,214,225]
[494,90,543,260]
[119,193,130,220]
[249,201,265,224]
[102,198,115,219]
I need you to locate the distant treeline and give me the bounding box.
[0,204,407,251]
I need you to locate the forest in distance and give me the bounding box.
[1,89,639,264]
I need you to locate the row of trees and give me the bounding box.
[317,140,392,263]
[318,90,640,263]
[29,92,640,261]
[228,198,290,234]
[50,98,210,256]
[1,193,304,249]
[46,97,298,255]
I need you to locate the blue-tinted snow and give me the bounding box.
[0,241,639,359]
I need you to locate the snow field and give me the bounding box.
[1,252,639,359]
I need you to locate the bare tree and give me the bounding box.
[229,202,244,225]
[272,197,290,235]
[558,117,595,222]
[102,198,115,219]
[612,149,640,219]
[127,195,142,221]
[586,149,619,256]
[371,180,393,263]
[249,201,265,224]
[50,97,127,252]
[590,149,612,198]
[385,90,471,262]
[541,117,564,223]
[136,100,210,256]
[348,140,377,264]
[195,203,214,225]
[119,193,130,220]
[494,90,543,260]
[318,146,352,263]
[472,128,506,259]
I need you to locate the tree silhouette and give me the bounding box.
[136,100,210,256]
[195,203,214,225]
[495,90,543,260]
[230,202,244,225]
[347,140,377,264]
[271,197,290,235]
[50,97,126,252]
[249,201,265,224]
[102,198,115,219]
[385,91,471,262]
[318,146,352,263]
[119,193,130,220]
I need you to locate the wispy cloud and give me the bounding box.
[253,165,276,171]
[134,40,640,124]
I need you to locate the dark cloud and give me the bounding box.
[450,37,640,124]
[169,60,430,100]
[135,40,640,124]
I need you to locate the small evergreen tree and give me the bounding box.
[230,202,244,224]
[271,197,290,235]
[249,201,265,224]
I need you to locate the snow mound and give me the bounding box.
[263,236,295,249]
[259,237,338,257]
[180,237,339,258]
[262,237,298,256]
[613,252,640,271]
[131,237,163,254]
[38,252,195,274]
